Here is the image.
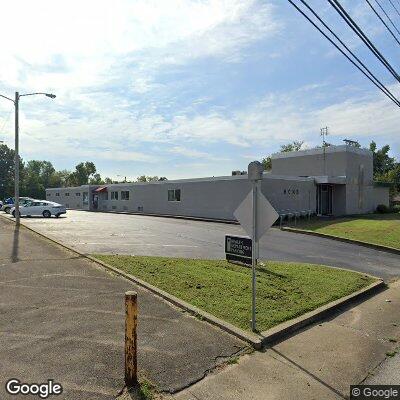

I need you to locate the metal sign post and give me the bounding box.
[248,161,263,332]
[233,161,279,333]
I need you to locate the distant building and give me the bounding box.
[46,145,389,220]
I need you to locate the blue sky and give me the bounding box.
[0,0,399,180]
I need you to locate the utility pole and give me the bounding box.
[0,91,56,226]
[14,92,20,225]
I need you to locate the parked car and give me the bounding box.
[1,197,34,213]
[11,200,67,218]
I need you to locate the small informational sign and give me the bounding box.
[225,235,252,265]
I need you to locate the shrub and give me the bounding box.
[376,204,389,213]
[391,204,400,213]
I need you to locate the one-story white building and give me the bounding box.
[46,145,390,220]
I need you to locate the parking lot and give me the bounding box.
[2,209,400,280]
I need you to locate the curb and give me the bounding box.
[260,279,385,345]
[0,213,385,350]
[282,227,400,256]
[74,209,240,225]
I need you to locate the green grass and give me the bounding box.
[295,213,400,250]
[93,255,374,332]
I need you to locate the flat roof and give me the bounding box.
[271,144,372,159]
[45,173,315,191]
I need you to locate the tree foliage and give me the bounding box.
[0,143,168,200]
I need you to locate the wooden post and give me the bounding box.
[125,291,138,387]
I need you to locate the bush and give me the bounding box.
[391,204,400,213]
[376,204,389,213]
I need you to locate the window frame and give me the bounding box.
[168,189,181,202]
[121,191,130,201]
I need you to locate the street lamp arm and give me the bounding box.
[0,94,15,103]
[20,92,56,98]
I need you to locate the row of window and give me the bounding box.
[110,191,130,200]
[48,189,181,202]
[50,192,81,197]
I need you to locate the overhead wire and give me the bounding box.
[287,0,400,107]
[364,0,400,46]
[374,0,400,37]
[327,0,400,83]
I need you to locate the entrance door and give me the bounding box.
[317,184,333,215]
[92,194,98,210]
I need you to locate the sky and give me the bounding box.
[0,0,399,180]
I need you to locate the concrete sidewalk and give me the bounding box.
[0,218,246,399]
[174,281,400,400]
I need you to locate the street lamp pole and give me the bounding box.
[0,91,56,226]
[14,92,20,225]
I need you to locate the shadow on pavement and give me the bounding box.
[11,224,19,263]
[270,348,346,399]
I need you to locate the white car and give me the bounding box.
[2,197,34,213]
[11,200,66,218]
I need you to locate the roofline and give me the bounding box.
[271,144,372,159]
[45,174,315,191]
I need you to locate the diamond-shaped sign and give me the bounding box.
[234,190,279,242]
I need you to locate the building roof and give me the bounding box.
[270,144,372,159]
[45,173,315,192]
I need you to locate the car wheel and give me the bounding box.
[5,207,10,214]
[43,210,51,218]
[55,213,60,218]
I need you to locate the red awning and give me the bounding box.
[93,186,108,193]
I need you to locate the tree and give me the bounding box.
[21,160,56,199]
[49,169,71,188]
[0,144,24,199]
[136,175,160,182]
[68,162,97,186]
[89,173,104,185]
[262,156,272,171]
[280,140,304,153]
[261,140,303,171]
[158,177,168,181]
[369,141,395,178]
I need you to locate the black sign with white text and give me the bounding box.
[225,235,252,265]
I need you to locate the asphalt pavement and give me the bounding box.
[6,210,400,281]
[0,217,245,399]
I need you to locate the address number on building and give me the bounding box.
[225,235,252,265]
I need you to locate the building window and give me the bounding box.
[168,189,181,202]
[76,193,81,197]
[121,191,130,200]
[47,193,50,197]
[56,193,60,196]
[111,191,119,200]
[65,193,70,197]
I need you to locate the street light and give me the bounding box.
[0,91,56,225]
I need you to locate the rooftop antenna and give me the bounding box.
[320,127,329,175]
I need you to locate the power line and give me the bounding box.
[296,0,400,105]
[328,0,400,83]
[287,0,400,107]
[364,0,400,46]
[388,0,400,17]
[374,0,400,37]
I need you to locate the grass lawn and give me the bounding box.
[294,213,400,250]
[93,255,374,332]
